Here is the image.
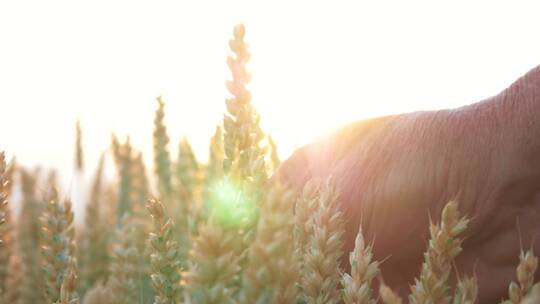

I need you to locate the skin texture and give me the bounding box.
[277,66,540,303]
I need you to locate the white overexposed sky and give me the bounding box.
[1,0,540,189]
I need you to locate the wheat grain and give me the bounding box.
[380,284,403,304]
[501,250,538,304]
[453,276,478,304]
[294,178,321,259]
[522,282,540,304]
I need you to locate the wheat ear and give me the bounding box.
[147,199,182,304]
[41,195,77,303]
[300,177,345,304]
[409,201,469,304]
[240,184,298,303]
[341,228,380,304]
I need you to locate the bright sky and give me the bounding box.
[2,0,540,185]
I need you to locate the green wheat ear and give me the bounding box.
[40,194,77,303]
[147,198,182,304]
[153,96,173,200]
[78,154,109,297]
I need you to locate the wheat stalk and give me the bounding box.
[75,119,84,171]
[41,194,76,303]
[109,138,153,303]
[107,216,142,304]
[153,96,174,199]
[0,152,13,298]
[18,168,45,304]
[0,152,10,244]
[132,151,150,212]
[4,255,21,304]
[176,136,199,203]
[78,154,109,296]
[111,136,135,219]
[147,198,182,304]
[175,136,199,235]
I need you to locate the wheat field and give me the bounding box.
[0,24,539,304]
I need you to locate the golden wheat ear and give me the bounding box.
[341,227,380,304]
[380,284,404,304]
[184,218,241,304]
[453,276,478,304]
[409,201,469,304]
[240,185,298,304]
[223,23,267,189]
[500,249,538,304]
[298,177,345,304]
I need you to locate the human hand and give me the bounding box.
[277,66,540,303]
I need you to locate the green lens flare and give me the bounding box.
[207,178,257,228]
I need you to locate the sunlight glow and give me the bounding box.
[1,0,540,185]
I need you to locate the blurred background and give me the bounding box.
[1,0,540,217]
